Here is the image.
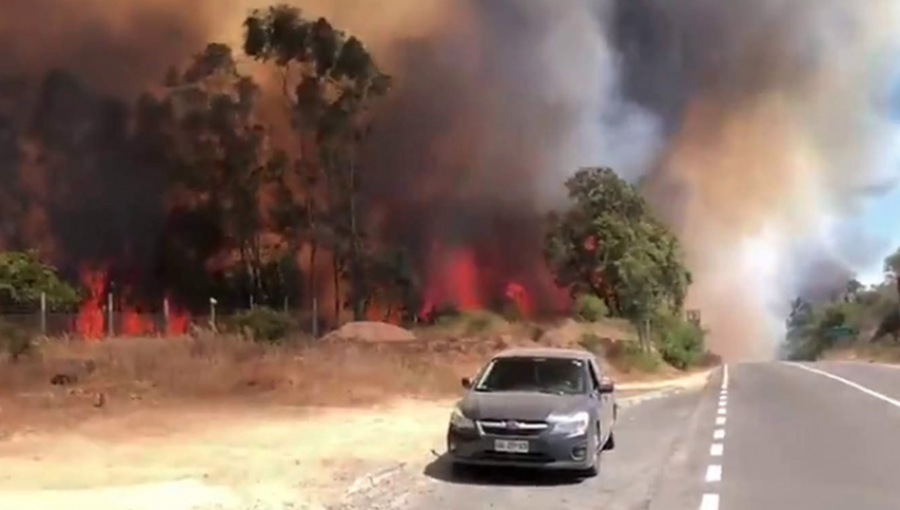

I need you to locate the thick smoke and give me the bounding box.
[617,0,900,358]
[2,0,900,357]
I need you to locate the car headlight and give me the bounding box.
[450,406,476,430]
[548,411,590,437]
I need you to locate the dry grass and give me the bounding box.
[0,333,491,410]
[822,341,900,364]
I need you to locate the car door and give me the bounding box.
[587,359,610,441]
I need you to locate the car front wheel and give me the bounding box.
[603,430,616,451]
[582,424,602,477]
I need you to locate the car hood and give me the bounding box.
[458,391,588,421]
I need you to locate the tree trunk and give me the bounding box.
[333,252,341,323]
[349,154,364,321]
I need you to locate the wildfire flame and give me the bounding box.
[76,268,191,339]
[76,268,106,340]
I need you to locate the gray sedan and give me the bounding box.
[446,348,617,476]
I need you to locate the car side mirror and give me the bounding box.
[461,377,472,390]
[598,377,615,394]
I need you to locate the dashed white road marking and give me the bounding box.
[789,363,900,410]
[699,365,727,510]
[700,493,720,510]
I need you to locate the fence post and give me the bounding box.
[312,297,319,338]
[163,297,170,335]
[209,297,217,331]
[250,295,255,311]
[40,292,46,336]
[107,291,114,337]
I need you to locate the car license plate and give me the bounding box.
[494,439,529,453]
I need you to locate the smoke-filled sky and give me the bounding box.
[2,0,900,359]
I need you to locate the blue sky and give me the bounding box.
[854,186,900,284]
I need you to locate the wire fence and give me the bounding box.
[0,297,321,339]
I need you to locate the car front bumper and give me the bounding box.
[446,425,595,470]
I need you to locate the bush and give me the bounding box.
[578,333,605,355]
[575,294,608,322]
[606,340,661,373]
[435,310,505,336]
[229,307,295,343]
[653,313,705,370]
[0,319,34,361]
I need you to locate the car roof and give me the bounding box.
[492,348,596,361]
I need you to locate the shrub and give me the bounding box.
[578,333,605,355]
[0,319,34,361]
[229,307,295,343]
[606,340,661,373]
[653,313,706,370]
[575,294,608,322]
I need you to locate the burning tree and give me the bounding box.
[244,5,392,321]
[544,167,691,347]
[140,43,290,310]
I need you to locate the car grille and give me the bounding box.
[477,451,555,463]
[478,420,548,437]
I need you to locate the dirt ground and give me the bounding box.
[0,398,454,510]
[0,368,712,510]
[0,318,709,509]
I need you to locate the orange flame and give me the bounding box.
[122,308,155,336]
[420,244,485,317]
[167,300,190,335]
[504,281,533,317]
[76,268,106,340]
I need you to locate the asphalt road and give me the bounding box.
[371,362,900,510]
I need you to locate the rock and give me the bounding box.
[50,373,77,386]
[321,321,416,343]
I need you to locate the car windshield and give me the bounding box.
[474,357,587,395]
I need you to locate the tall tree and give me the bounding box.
[545,167,691,348]
[145,43,278,307]
[244,4,390,321]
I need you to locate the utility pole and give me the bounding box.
[209,297,218,331]
[107,290,114,337]
[163,297,170,335]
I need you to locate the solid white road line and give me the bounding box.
[722,364,729,388]
[710,443,724,456]
[713,429,725,439]
[705,464,722,482]
[700,493,720,510]
[790,363,900,410]
[716,416,727,425]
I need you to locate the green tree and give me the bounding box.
[244,5,390,321]
[0,251,79,308]
[885,247,900,301]
[544,167,691,349]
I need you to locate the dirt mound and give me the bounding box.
[322,322,416,343]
